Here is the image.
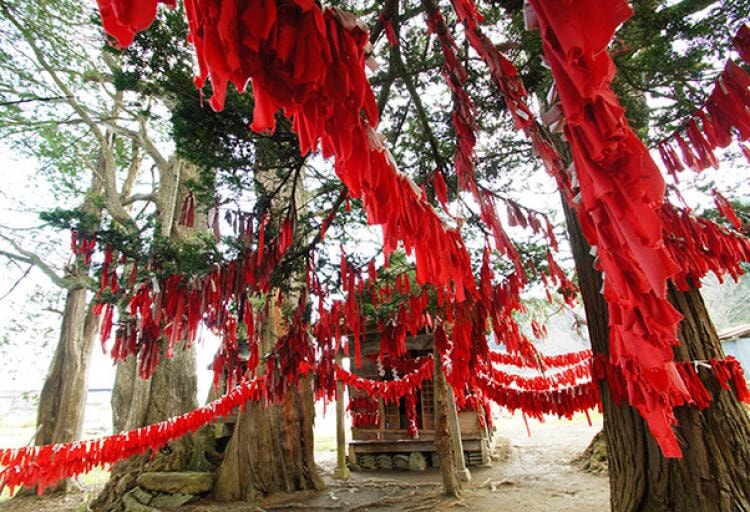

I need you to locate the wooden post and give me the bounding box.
[333,351,351,480]
[433,354,461,496]
[446,385,471,482]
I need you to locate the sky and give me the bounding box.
[0,145,216,400]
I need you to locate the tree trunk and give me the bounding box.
[91,345,199,512]
[213,137,323,501]
[92,158,204,511]
[29,170,105,494]
[573,429,608,474]
[30,289,99,493]
[213,305,323,500]
[433,355,460,497]
[562,195,750,511]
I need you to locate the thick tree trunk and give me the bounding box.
[91,346,199,512]
[30,289,98,493]
[562,196,750,511]
[213,306,323,500]
[573,429,608,474]
[214,139,323,501]
[29,171,105,494]
[433,355,460,497]
[92,158,205,511]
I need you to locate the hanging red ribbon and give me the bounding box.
[348,396,380,428]
[524,0,693,457]
[4,348,749,493]
[657,26,750,175]
[484,359,592,391]
[489,349,592,369]
[334,356,434,403]
[94,1,478,304]
[661,202,750,290]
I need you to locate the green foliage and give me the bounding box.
[0,1,110,197]
[40,206,103,234]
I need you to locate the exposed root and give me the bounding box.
[572,429,607,474]
[348,490,418,512]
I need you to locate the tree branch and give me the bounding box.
[0,95,71,107]
[0,235,91,290]
[1,3,138,230]
[0,264,32,302]
[122,192,157,206]
[389,15,448,172]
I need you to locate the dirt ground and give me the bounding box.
[0,413,609,511]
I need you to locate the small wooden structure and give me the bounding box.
[344,330,494,470]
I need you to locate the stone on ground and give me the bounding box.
[408,452,427,471]
[137,471,214,494]
[150,493,195,508]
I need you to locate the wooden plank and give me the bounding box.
[333,351,351,480]
[458,410,481,435]
[349,440,437,454]
[347,438,485,454]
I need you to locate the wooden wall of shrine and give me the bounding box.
[346,331,494,468]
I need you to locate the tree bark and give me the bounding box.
[433,355,461,497]
[91,345,199,511]
[28,169,105,494]
[213,137,323,501]
[30,289,99,493]
[92,158,204,511]
[213,305,323,500]
[562,195,750,512]
[573,429,608,474]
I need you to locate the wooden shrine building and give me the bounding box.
[340,329,495,473]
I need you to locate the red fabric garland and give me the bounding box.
[4,351,748,493]
[334,356,434,403]
[94,0,477,304]
[593,354,750,409]
[0,372,277,494]
[484,359,592,391]
[489,349,592,369]
[476,373,600,421]
[661,202,750,290]
[180,0,477,302]
[348,396,380,428]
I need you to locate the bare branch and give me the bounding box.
[1,2,136,230]
[0,264,32,301]
[0,235,91,290]
[122,192,157,206]
[120,142,143,201]
[0,95,71,107]
[0,2,107,144]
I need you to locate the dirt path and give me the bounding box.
[456,413,609,511]
[183,413,609,512]
[1,413,609,511]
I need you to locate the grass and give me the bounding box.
[314,434,337,452]
[0,464,110,502]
